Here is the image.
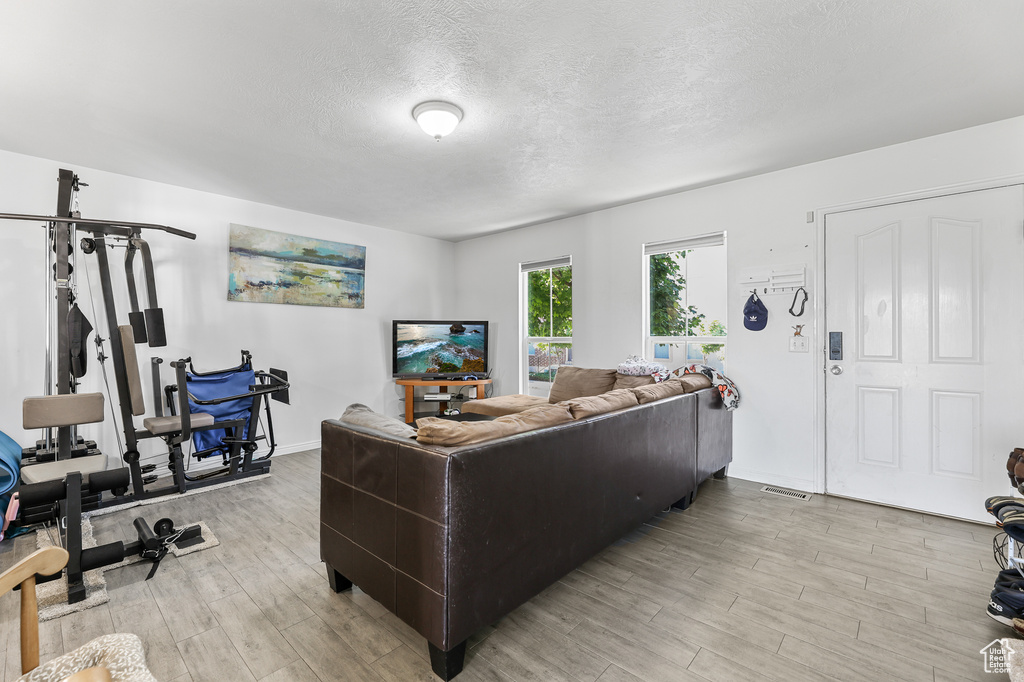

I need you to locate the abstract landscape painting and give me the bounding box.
[228,224,365,308]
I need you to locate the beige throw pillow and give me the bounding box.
[548,367,618,403]
[416,404,573,446]
[612,373,656,390]
[560,388,640,419]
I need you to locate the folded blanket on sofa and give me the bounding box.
[617,355,667,376]
[672,364,740,411]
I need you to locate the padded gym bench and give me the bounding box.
[21,393,109,485]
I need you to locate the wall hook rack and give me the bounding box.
[739,265,806,296]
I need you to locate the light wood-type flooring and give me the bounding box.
[0,449,1013,681]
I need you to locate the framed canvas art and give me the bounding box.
[228,224,365,308]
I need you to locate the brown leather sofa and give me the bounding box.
[319,386,731,679]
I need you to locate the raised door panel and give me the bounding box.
[857,222,900,361]
[857,386,900,468]
[931,218,980,364]
[931,390,981,480]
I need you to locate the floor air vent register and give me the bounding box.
[760,485,812,501]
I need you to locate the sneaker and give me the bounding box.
[997,506,1024,527]
[994,578,1024,594]
[988,496,1024,516]
[1006,525,1024,544]
[1013,618,1024,637]
[989,587,1024,626]
[995,568,1024,588]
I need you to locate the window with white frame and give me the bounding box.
[644,233,727,372]
[521,256,572,397]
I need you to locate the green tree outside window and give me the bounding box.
[527,266,572,384]
[650,250,727,364]
[527,266,572,337]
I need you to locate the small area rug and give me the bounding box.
[34,518,218,621]
[1008,638,1024,681]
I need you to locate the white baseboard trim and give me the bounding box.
[725,467,818,494]
[272,440,320,457]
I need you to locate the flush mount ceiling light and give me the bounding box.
[413,101,463,141]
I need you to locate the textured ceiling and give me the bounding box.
[0,1,1022,241]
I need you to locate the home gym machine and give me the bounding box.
[79,226,289,499]
[2,169,288,602]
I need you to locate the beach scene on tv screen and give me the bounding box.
[396,323,486,375]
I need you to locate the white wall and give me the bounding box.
[0,149,454,473]
[454,115,1024,491]
[6,116,1023,489]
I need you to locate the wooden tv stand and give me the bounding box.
[396,378,492,424]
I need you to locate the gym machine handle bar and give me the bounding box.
[0,212,196,240]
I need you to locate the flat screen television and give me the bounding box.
[392,320,488,379]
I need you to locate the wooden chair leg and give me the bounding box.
[20,574,38,673]
[6,547,68,673]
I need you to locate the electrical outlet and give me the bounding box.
[789,336,809,353]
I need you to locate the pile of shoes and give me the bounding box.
[989,566,1024,627]
[986,495,1024,627]
[989,496,1024,532]
[1007,449,1024,489]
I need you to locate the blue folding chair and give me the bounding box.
[163,350,289,482]
[187,362,255,460]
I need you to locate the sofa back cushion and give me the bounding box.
[678,373,713,393]
[630,379,687,404]
[559,388,640,419]
[462,394,548,417]
[612,373,656,390]
[341,403,417,438]
[416,404,574,446]
[548,367,618,403]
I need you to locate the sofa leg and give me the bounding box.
[713,466,728,480]
[671,493,691,511]
[326,564,352,593]
[428,640,466,680]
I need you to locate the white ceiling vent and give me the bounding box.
[760,485,812,501]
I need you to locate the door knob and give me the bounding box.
[830,365,843,375]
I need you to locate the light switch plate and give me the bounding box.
[789,336,809,353]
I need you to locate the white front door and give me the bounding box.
[825,186,1024,522]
